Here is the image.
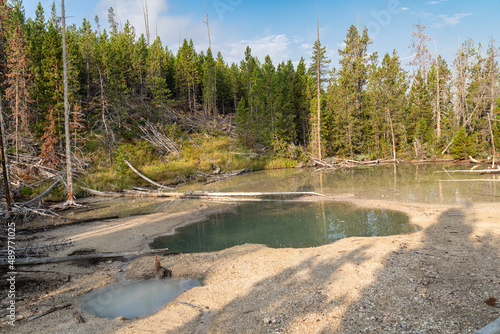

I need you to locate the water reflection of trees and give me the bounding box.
[177,163,499,204]
[150,202,412,253]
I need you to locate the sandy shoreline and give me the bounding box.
[1,195,499,333]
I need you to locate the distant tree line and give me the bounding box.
[0,0,499,167]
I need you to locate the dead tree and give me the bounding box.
[0,91,13,214]
[62,0,75,205]
[316,7,322,160]
[434,41,441,139]
[408,20,432,80]
[143,0,150,48]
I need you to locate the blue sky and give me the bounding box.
[20,0,500,70]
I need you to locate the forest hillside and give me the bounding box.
[0,0,499,202]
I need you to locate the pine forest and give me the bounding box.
[0,0,499,202]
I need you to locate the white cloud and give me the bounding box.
[401,7,409,11]
[222,34,290,65]
[427,0,449,4]
[432,13,471,28]
[94,0,207,52]
[293,36,304,43]
[326,49,336,60]
[416,10,433,18]
[300,43,313,50]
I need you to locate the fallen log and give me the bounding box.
[82,187,185,198]
[28,303,72,321]
[0,239,73,254]
[0,206,64,220]
[81,187,325,199]
[20,178,61,207]
[436,169,500,174]
[124,160,174,189]
[469,156,480,163]
[0,248,169,266]
[191,191,325,197]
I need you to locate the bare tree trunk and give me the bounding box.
[143,0,150,48]
[0,92,13,215]
[203,0,211,51]
[488,41,497,167]
[488,117,496,168]
[99,70,113,166]
[62,0,75,205]
[387,108,396,161]
[316,7,322,160]
[15,83,19,162]
[435,42,441,139]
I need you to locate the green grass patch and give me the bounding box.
[81,134,304,192]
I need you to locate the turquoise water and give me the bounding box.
[149,201,416,253]
[79,278,200,319]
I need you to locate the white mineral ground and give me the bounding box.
[1,195,499,334]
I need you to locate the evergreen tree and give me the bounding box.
[274,60,296,144]
[77,17,97,117]
[215,52,231,114]
[133,33,148,101]
[293,57,312,146]
[260,55,276,143]
[228,62,241,111]
[164,46,177,98]
[25,2,46,127]
[366,51,408,159]
[427,56,453,146]
[239,46,258,115]
[176,39,199,111]
[307,40,330,90]
[147,36,170,105]
[41,5,63,128]
[0,0,10,86]
[407,70,433,157]
[326,25,372,157]
[202,48,217,116]
[308,33,331,159]
[235,98,252,147]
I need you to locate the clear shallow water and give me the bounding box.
[149,201,417,253]
[177,163,500,204]
[79,278,200,319]
[71,164,499,223]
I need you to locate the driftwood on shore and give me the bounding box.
[204,167,248,185]
[312,157,455,170]
[0,248,169,266]
[312,158,383,169]
[438,179,500,182]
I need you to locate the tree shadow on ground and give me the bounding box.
[165,243,374,334]
[337,206,500,333]
[108,204,499,334]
